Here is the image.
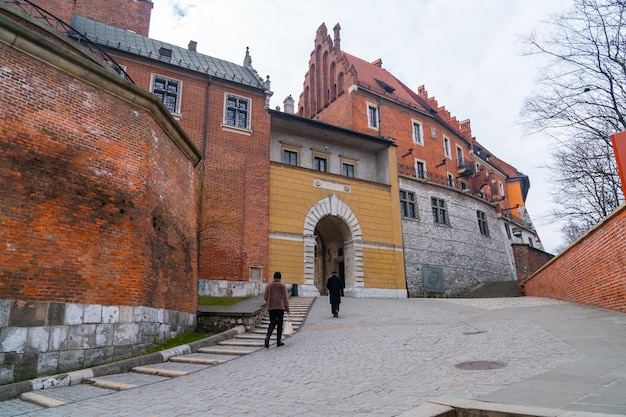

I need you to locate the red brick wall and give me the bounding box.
[23,0,153,36]
[523,205,626,313]
[512,244,554,293]
[0,30,198,313]
[114,57,271,283]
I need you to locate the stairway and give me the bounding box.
[3,297,315,414]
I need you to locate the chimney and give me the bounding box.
[188,40,197,52]
[283,95,295,114]
[372,58,382,68]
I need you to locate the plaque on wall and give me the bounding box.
[422,265,444,294]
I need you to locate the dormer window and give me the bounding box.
[375,78,395,94]
[158,47,172,59]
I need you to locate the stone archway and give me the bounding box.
[299,194,364,297]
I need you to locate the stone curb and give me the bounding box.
[0,325,246,402]
[398,397,625,417]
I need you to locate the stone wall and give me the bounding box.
[0,300,195,384]
[400,177,516,297]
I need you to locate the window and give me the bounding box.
[431,127,437,138]
[528,237,535,247]
[456,145,465,167]
[412,120,423,145]
[460,181,468,190]
[499,181,505,196]
[415,160,426,179]
[151,75,181,114]
[443,136,451,158]
[400,190,416,218]
[367,103,379,129]
[283,150,298,166]
[477,210,489,236]
[314,156,327,172]
[224,93,250,129]
[342,163,355,177]
[431,197,448,225]
[505,223,512,239]
[475,162,481,175]
[447,173,455,187]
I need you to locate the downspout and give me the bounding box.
[377,95,383,137]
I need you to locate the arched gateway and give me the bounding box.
[299,194,364,297]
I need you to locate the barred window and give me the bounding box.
[400,190,416,218]
[151,75,181,114]
[224,93,250,129]
[477,210,489,236]
[431,197,448,225]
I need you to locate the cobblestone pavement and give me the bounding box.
[6,296,626,416]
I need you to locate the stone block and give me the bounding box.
[0,300,9,327]
[84,347,113,366]
[47,302,66,326]
[83,304,102,323]
[0,366,14,385]
[102,306,119,324]
[114,323,139,345]
[27,327,50,353]
[65,304,84,325]
[95,324,113,347]
[68,324,96,349]
[10,301,46,326]
[14,353,38,381]
[49,326,69,350]
[37,352,59,375]
[58,350,85,372]
[0,327,27,353]
[118,305,134,323]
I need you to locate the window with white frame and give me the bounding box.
[447,173,455,188]
[431,127,437,138]
[431,197,448,225]
[456,145,465,167]
[505,223,512,239]
[443,136,451,158]
[415,160,426,179]
[151,74,181,114]
[400,190,416,218]
[367,103,379,129]
[477,210,489,236]
[475,162,481,175]
[499,181,505,196]
[412,120,424,145]
[224,93,251,130]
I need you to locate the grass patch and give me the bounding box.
[198,296,250,306]
[145,332,215,354]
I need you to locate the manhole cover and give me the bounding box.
[455,360,507,370]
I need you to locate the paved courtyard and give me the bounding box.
[4,296,626,416]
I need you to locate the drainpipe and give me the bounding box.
[377,96,383,137]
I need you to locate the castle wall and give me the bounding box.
[523,204,626,313]
[0,8,199,383]
[399,177,515,297]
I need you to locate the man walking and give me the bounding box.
[264,272,290,347]
[326,271,342,318]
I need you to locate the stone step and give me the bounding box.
[168,354,226,366]
[19,392,66,408]
[197,345,259,355]
[218,339,265,348]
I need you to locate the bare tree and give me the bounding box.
[521,0,625,244]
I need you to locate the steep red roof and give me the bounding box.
[343,53,430,114]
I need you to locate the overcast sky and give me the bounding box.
[149,0,574,253]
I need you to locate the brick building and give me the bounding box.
[298,23,543,296]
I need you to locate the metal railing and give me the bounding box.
[3,0,134,84]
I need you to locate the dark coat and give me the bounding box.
[326,274,342,304]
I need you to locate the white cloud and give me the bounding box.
[150,0,574,252]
